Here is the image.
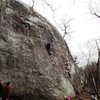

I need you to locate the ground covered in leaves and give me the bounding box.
[72,92,92,100]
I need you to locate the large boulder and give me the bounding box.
[0,0,77,100]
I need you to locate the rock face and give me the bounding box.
[0,0,78,100]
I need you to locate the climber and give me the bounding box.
[45,42,52,55]
[1,82,12,100]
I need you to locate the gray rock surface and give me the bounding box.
[0,0,81,100]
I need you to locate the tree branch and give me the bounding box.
[42,0,54,15]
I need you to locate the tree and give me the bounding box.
[83,40,100,99]
[84,62,97,92]
[90,0,100,18]
[79,40,96,66]
[89,0,100,98]
[95,40,100,99]
[30,0,55,16]
[58,15,73,39]
[30,0,73,39]
[78,40,98,93]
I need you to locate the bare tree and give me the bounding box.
[30,0,73,39]
[42,0,54,15]
[95,40,100,99]
[30,0,55,15]
[82,40,100,99]
[30,0,36,11]
[62,20,70,38]
[90,0,100,18]
[79,40,96,65]
[89,0,100,98]
[59,16,73,39]
[78,41,98,93]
